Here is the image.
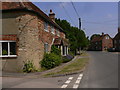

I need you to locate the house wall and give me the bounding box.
[102,35,113,50]
[1,10,66,72]
[2,11,44,72]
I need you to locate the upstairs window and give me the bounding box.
[44,22,49,32]
[106,36,109,39]
[44,43,49,53]
[56,29,60,36]
[51,26,55,34]
[0,41,17,57]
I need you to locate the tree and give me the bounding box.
[55,18,89,54]
[90,34,100,41]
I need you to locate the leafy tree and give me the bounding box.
[55,18,89,54]
[90,34,100,41]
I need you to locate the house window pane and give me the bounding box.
[2,42,8,55]
[44,43,48,53]
[10,42,16,55]
[51,26,54,34]
[44,22,48,31]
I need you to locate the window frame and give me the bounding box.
[44,22,49,32]
[0,40,17,57]
[44,43,49,53]
[56,29,60,36]
[51,26,55,34]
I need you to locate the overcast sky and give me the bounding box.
[33,2,118,38]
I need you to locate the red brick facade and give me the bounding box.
[1,2,68,72]
[89,33,113,51]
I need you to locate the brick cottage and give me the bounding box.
[89,33,113,51]
[1,2,69,72]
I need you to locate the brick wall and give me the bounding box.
[2,11,66,72]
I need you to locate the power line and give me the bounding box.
[59,2,76,26]
[71,1,80,18]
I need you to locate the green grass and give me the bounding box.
[44,56,89,77]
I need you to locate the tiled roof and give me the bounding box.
[91,34,110,42]
[54,37,69,46]
[114,32,120,40]
[1,2,64,32]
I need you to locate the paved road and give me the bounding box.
[80,51,118,88]
[2,51,118,89]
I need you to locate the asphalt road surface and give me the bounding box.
[2,51,118,89]
[79,51,118,88]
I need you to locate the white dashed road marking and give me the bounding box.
[61,77,73,88]
[61,85,68,88]
[73,74,83,89]
[73,84,79,89]
[61,73,83,88]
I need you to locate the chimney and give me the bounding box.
[49,9,55,21]
[118,27,120,33]
[102,32,104,36]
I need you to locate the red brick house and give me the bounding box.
[113,28,120,51]
[89,33,113,51]
[1,2,69,72]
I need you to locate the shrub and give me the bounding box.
[51,45,61,56]
[2,50,8,55]
[62,55,74,63]
[23,60,35,73]
[41,53,62,69]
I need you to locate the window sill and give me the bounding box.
[0,55,17,58]
[51,32,55,35]
[44,29,49,32]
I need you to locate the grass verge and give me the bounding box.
[44,54,89,77]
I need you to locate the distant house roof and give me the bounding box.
[1,2,64,32]
[91,34,111,42]
[114,32,120,40]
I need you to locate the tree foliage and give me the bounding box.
[55,18,89,54]
[90,34,100,40]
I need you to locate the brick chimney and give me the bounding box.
[49,9,55,21]
[102,32,104,36]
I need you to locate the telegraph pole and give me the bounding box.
[79,18,81,30]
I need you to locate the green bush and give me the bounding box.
[51,45,61,56]
[23,60,35,73]
[41,53,62,69]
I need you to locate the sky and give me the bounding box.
[33,2,118,38]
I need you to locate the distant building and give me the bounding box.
[113,28,120,51]
[1,2,69,72]
[89,33,113,51]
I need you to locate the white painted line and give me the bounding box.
[75,79,81,84]
[79,74,83,77]
[61,77,74,88]
[77,77,82,80]
[65,80,71,84]
[69,77,73,80]
[61,85,68,88]
[73,84,79,89]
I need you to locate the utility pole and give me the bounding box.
[79,18,81,30]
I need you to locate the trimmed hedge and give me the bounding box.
[40,53,62,69]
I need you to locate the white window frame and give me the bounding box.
[0,41,17,57]
[44,43,49,53]
[56,29,60,37]
[44,22,49,32]
[51,26,55,34]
